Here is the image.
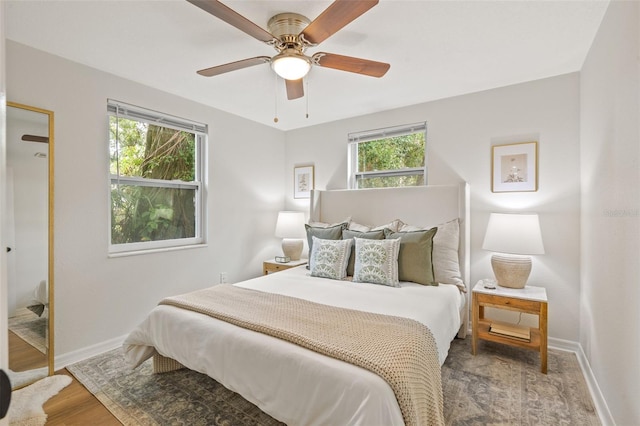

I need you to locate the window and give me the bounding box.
[348,122,427,189]
[108,100,207,254]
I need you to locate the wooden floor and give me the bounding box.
[9,331,120,424]
[43,369,121,425]
[9,330,47,371]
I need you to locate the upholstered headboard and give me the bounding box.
[309,184,471,288]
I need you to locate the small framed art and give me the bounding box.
[294,165,314,199]
[491,141,538,192]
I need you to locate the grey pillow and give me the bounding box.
[383,227,438,286]
[342,229,385,276]
[305,222,347,268]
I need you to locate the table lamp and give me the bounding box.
[275,211,306,261]
[482,213,544,288]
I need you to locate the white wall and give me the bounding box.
[6,41,286,361]
[285,74,582,342]
[580,1,640,424]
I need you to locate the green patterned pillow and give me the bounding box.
[384,228,438,286]
[309,236,352,280]
[353,237,401,287]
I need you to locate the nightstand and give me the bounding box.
[263,258,308,275]
[471,280,548,373]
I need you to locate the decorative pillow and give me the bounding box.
[353,237,401,287]
[347,221,372,233]
[371,219,405,233]
[305,222,348,266]
[309,236,352,280]
[399,219,462,286]
[307,218,351,228]
[342,229,385,276]
[384,227,438,286]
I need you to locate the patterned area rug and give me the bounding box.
[68,338,600,425]
[443,339,599,425]
[8,308,47,354]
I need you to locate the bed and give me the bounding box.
[123,184,470,426]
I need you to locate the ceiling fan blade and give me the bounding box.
[186,0,276,44]
[312,52,390,78]
[300,0,378,45]
[21,134,49,143]
[285,79,304,100]
[197,56,271,77]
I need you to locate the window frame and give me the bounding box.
[107,100,207,255]
[347,122,427,189]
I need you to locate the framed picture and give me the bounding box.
[294,166,314,199]
[491,141,538,192]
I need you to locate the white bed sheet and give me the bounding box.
[124,266,464,426]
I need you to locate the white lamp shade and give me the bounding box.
[275,211,306,239]
[482,213,545,255]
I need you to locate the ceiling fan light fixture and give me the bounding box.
[271,51,311,80]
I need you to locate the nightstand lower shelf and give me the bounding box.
[476,319,541,351]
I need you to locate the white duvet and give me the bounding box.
[123,266,464,426]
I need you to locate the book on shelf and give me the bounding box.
[489,320,531,342]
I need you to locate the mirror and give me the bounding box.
[5,102,54,389]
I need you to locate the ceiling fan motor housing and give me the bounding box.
[268,13,311,50]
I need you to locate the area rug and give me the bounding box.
[8,308,47,354]
[68,338,600,425]
[7,374,72,426]
[7,367,49,389]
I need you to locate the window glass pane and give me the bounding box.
[357,174,425,189]
[111,184,196,244]
[357,133,425,173]
[110,116,196,181]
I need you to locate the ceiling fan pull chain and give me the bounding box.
[306,79,309,119]
[274,74,279,123]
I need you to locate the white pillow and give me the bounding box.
[348,219,406,233]
[347,221,372,232]
[307,217,351,228]
[309,236,352,280]
[399,219,463,286]
[353,237,401,287]
[371,219,405,233]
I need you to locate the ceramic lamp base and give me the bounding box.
[282,238,303,261]
[491,254,532,289]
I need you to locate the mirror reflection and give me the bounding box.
[6,102,54,389]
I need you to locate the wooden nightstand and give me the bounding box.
[471,280,548,373]
[263,258,308,275]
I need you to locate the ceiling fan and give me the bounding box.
[187,0,390,100]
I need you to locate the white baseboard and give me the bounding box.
[54,334,128,371]
[549,337,615,426]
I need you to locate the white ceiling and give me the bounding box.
[6,0,609,131]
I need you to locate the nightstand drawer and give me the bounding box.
[263,258,308,275]
[476,293,541,313]
[266,263,289,273]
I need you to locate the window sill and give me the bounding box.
[108,243,208,258]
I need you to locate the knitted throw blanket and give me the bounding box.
[159,284,444,426]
